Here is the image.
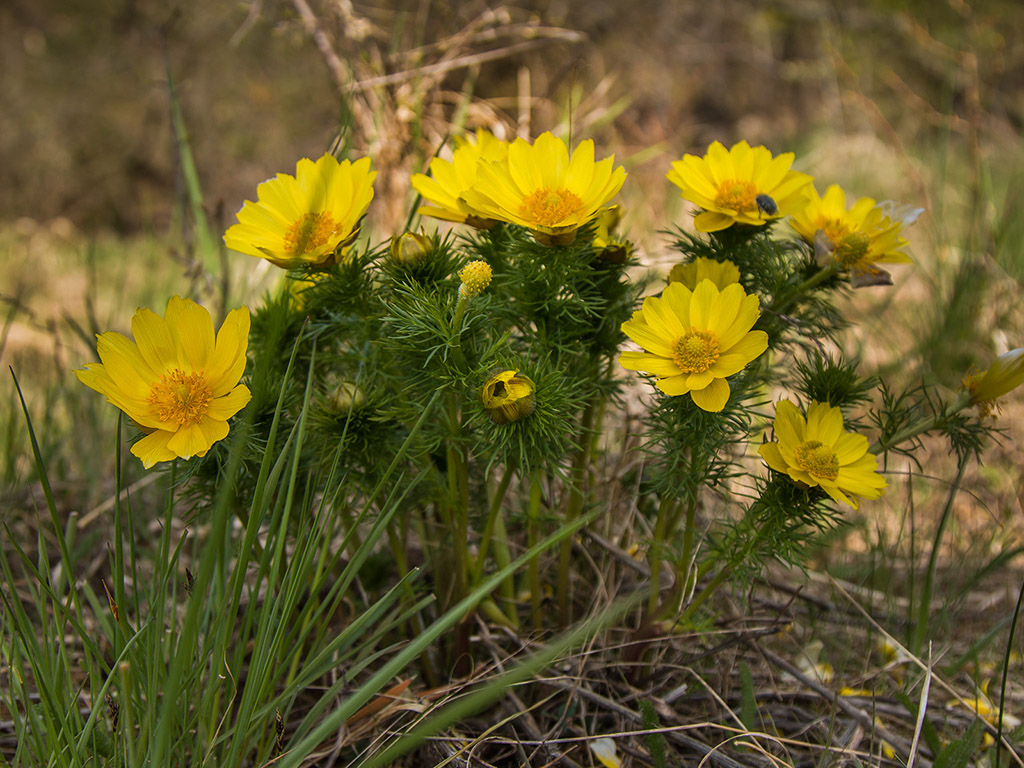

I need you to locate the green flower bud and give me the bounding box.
[389,231,434,266]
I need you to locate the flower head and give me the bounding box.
[460,132,626,245]
[411,129,508,227]
[667,140,813,232]
[458,260,492,298]
[668,257,741,291]
[225,154,376,269]
[759,399,887,509]
[963,347,1024,418]
[619,280,769,412]
[75,296,251,468]
[789,185,917,280]
[481,369,536,424]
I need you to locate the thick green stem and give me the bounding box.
[445,394,469,610]
[678,567,731,625]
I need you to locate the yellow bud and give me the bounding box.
[389,231,433,265]
[668,257,740,291]
[458,260,492,298]
[481,369,536,425]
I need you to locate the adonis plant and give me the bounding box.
[74,132,1021,625]
[49,129,1023,764]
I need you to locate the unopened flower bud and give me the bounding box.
[481,369,536,425]
[389,231,434,266]
[331,381,367,412]
[458,260,492,298]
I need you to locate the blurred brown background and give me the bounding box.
[3,0,1021,237]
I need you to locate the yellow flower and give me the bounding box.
[410,129,508,227]
[759,399,887,509]
[965,348,1024,410]
[481,369,536,424]
[460,132,626,245]
[458,260,492,298]
[789,184,915,277]
[224,154,376,269]
[667,140,813,232]
[619,280,769,412]
[668,257,741,291]
[75,296,251,468]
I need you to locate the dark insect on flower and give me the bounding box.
[755,194,778,217]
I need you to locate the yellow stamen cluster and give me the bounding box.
[714,180,758,213]
[672,331,720,373]
[458,260,492,298]
[284,212,338,259]
[147,369,213,426]
[520,188,585,228]
[793,440,840,481]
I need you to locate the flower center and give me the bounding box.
[520,188,583,228]
[833,231,871,267]
[672,330,720,373]
[793,440,839,481]
[284,212,338,258]
[148,369,213,426]
[714,180,758,212]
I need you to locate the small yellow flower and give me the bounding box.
[75,296,251,468]
[667,140,813,232]
[481,370,536,424]
[410,129,507,227]
[460,132,626,245]
[458,260,492,298]
[789,185,916,278]
[668,257,741,291]
[224,154,376,269]
[619,280,769,412]
[759,400,887,509]
[592,205,630,263]
[964,348,1024,415]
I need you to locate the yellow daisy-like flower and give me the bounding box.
[668,256,741,291]
[619,280,769,412]
[411,129,508,227]
[460,132,626,246]
[759,399,887,509]
[667,140,813,232]
[789,184,915,274]
[224,154,376,269]
[75,296,251,469]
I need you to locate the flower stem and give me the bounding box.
[647,495,676,615]
[869,391,971,455]
[767,263,840,317]
[559,398,597,626]
[528,470,544,631]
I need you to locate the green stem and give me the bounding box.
[449,294,469,370]
[677,494,698,602]
[528,471,543,631]
[677,567,731,625]
[912,456,969,655]
[559,399,597,627]
[445,394,469,610]
[767,263,840,317]
[870,392,971,455]
[473,461,516,584]
[647,496,676,615]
